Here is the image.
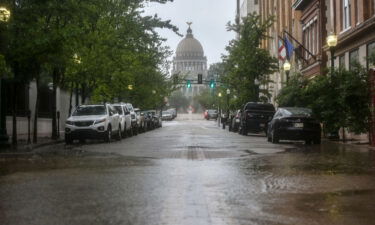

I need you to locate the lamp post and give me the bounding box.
[0,6,11,145]
[283,60,291,83]
[327,32,338,74]
[254,78,260,102]
[218,92,222,127]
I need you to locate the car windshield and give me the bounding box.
[73,106,106,116]
[113,106,123,115]
[208,110,217,114]
[127,104,133,111]
[283,108,312,117]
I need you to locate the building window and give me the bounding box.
[367,42,375,69]
[349,49,359,70]
[343,0,351,30]
[339,54,346,68]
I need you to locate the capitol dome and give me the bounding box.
[176,27,204,57]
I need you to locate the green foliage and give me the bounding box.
[194,89,217,110]
[222,13,278,106]
[1,0,179,108]
[277,65,370,134]
[168,91,189,110]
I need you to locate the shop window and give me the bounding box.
[368,42,375,69]
[339,54,346,68]
[349,49,359,70]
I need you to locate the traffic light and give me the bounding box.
[197,74,202,84]
[187,80,191,88]
[209,79,215,88]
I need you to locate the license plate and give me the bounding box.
[260,123,265,128]
[294,123,303,128]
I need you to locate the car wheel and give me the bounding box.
[271,131,279,143]
[129,127,133,137]
[104,125,112,143]
[116,125,122,140]
[242,126,247,136]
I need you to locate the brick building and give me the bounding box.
[325,0,375,70]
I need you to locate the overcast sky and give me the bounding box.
[144,0,236,66]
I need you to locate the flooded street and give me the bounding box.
[1,115,375,225]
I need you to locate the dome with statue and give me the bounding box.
[176,26,205,57]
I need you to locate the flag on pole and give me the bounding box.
[278,39,286,61]
[284,37,294,59]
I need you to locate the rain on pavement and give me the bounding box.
[1,114,375,225]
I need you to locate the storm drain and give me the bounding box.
[169,146,246,160]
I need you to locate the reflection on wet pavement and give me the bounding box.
[0,119,375,225]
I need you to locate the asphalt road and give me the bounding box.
[1,114,375,225]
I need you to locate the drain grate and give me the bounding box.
[168,146,246,160]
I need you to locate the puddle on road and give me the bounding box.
[0,149,152,176]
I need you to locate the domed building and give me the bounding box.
[172,24,208,102]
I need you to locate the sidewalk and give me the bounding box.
[0,136,64,154]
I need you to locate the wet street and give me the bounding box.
[1,115,375,225]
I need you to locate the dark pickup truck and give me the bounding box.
[239,102,275,135]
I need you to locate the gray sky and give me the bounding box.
[144,0,236,66]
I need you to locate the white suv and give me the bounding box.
[65,104,121,144]
[112,103,133,137]
[125,103,138,135]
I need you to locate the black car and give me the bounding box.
[239,102,275,135]
[267,107,321,144]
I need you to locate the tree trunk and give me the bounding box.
[81,84,86,104]
[33,76,40,144]
[342,127,346,143]
[12,81,17,146]
[68,82,73,116]
[51,68,58,140]
[75,83,79,107]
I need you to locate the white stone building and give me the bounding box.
[171,25,208,101]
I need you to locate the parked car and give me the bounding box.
[112,103,133,137]
[142,111,153,130]
[125,103,138,135]
[267,107,321,144]
[134,108,146,133]
[229,109,242,132]
[204,109,218,120]
[239,102,275,135]
[65,104,121,144]
[167,108,177,119]
[162,111,173,121]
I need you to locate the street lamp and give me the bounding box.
[152,90,156,94]
[283,60,291,82]
[0,6,10,145]
[128,85,133,90]
[0,7,11,22]
[327,32,338,74]
[218,92,222,127]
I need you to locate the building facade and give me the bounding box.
[325,0,375,71]
[172,25,208,101]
